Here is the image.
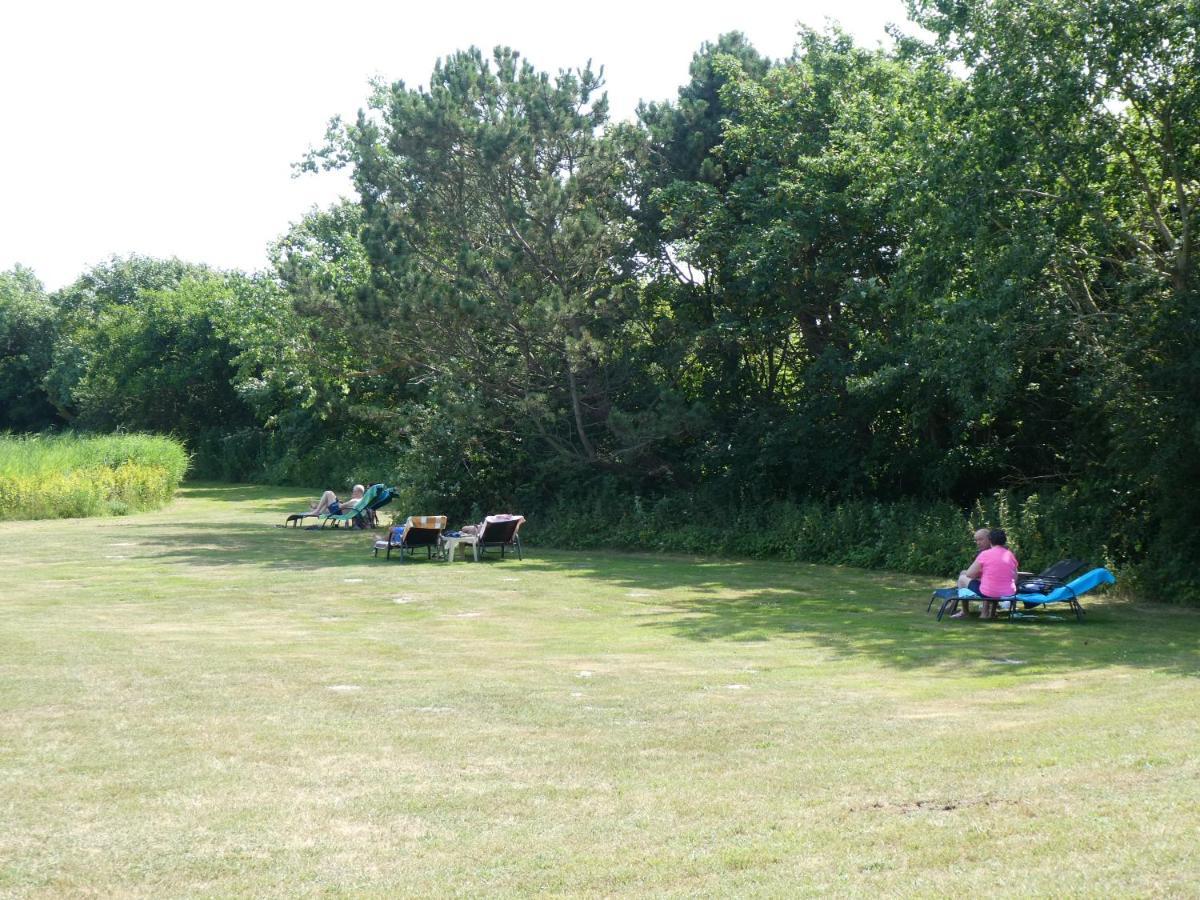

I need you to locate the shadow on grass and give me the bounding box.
[534,552,1200,679]
[124,485,1200,678]
[117,519,386,572]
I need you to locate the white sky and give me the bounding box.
[1,0,913,291]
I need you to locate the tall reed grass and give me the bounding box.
[0,433,189,520]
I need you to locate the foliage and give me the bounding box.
[531,484,1121,581]
[0,266,58,431]
[3,8,1198,599]
[306,47,694,488]
[642,30,927,495]
[897,0,1200,598]
[258,201,384,423]
[0,432,188,519]
[43,255,220,423]
[63,274,258,437]
[29,251,391,488]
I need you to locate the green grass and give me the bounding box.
[0,432,188,519]
[2,484,1198,897]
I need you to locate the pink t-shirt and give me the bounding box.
[977,546,1019,597]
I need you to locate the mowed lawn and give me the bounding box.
[2,486,1198,897]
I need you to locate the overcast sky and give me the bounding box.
[1,0,914,290]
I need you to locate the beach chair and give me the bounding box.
[1008,567,1116,621]
[320,483,393,529]
[1016,558,1088,594]
[374,515,447,561]
[360,484,397,528]
[931,566,1115,622]
[927,558,1087,614]
[472,514,525,562]
[286,488,367,527]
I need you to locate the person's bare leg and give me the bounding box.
[310,490,337,516]
[956,571,972,615]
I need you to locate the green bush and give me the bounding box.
[188,426,395,492]
[531,487,1124,583]
[0,432,188,520]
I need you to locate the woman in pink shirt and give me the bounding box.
[953,528,1019,619]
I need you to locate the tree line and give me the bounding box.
[2,1,1197,598]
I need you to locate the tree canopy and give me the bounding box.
[5,1,1197,597]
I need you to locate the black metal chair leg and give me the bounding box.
[936,596,956,621]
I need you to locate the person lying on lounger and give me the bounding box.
[460,513,522,536]
[953,527,1019,619]
[308,484,365,518]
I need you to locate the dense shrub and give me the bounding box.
[530,486,1127,584]
[188,426,396,494]
[0,433,188,520]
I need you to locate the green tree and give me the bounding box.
[308,46,687,492]
[0,266,59,431]
[262,200,400,426]
[641,30,925,495]
[64,274,257,439]
[900,0,1199,590]
[44,256,216,421]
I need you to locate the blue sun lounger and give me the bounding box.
[931,567,1116,622]
[1011,567,1116,620]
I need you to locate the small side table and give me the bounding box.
[440,534,478,562]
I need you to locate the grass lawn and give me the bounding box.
[2,485,1198,897]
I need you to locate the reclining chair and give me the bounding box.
[321,483,394,529]
[472,514,525,562]
[928,558,1088,615]
[374,515,447,561]
[930,562,1115,622]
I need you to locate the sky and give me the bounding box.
[1,0,914,291]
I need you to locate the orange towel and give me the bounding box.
[405,515,447,530]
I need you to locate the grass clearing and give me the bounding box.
[2,484,1198,896]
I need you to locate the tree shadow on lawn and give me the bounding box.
[537,552,1200,679]
[113,513,1200,678]
[120,505,494,572]
[127,521,390,572]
